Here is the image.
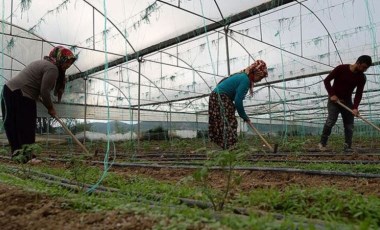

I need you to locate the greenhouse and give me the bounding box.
[0,0,380,229]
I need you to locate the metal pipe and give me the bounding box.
[137,57,143,150]
[84,76,88,144]
[224,26,230,76]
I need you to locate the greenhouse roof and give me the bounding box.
[1,0,380,124]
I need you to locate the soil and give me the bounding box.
[0,183,156,230]
[1,144,379,229]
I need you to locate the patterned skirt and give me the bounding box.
[208,92,238,149]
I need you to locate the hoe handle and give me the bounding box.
[336,101,380,132]
[54,115,90,154]
[247,122,275,153]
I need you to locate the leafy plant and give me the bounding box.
[280,138,306,152]
[122,140,136,151]
[170,139,190,151]
[67,156,86,184]
[192,148,248,211]
[244,186,380,227]
[13,143,42,164]
[0,148,8,156]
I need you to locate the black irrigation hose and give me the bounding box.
[50,152,380,165]
[30,170,119,193]
[31,176,105,194]
[5,167,117,193]
[118,159,380,165]
[95,151,380,158]
[41,147,380,160]
[234,166,380,178]
[90,161,380,179]
[255,159,380,165]
[251,153,380,157]
[12,156,377,179]
[118,157,208,161]
[119,158,380,165]
[1,156,379,178]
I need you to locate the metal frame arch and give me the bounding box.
[80,0,136,53]
[0,20,82,73]
[156,50,212,91]
[0,51,27,67]
[79,77,133,107]
[119,66,170,103]
[294,0,342,64]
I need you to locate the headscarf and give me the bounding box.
[44,46,76,102]
[245,60,268,96]
[44,46,76,66]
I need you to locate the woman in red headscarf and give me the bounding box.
[1,46,76,162]
[208,60,268,149]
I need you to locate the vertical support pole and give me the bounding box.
[300,4,303,57]
[169,103,172,142]
[268,85,272,136]
[176,44,179,66]
[41,41,44,59]
[137,57,143,150]
[224,26,230,76]
[217,32,220,76]
[192,70,195,93]
[160,52,163,88]
[166,110,169,141]
[83,76,88,144]
[46,118,49,148]
[259,13,263,41]
[10,0,13,35]
[328,36,330,66]
[195,112,199,138]
[131,108,134,138]
[93,7,95,50]
[10,57,13,78]
[277,30,287,141]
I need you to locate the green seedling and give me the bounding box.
[193,148,248,211]
[12,143,42,164]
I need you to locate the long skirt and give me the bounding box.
[1,85,37,154]
[208,92,238,149]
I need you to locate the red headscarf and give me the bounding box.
[44,46,76,66]
[245,60,268,96]
[44,46,77,102]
